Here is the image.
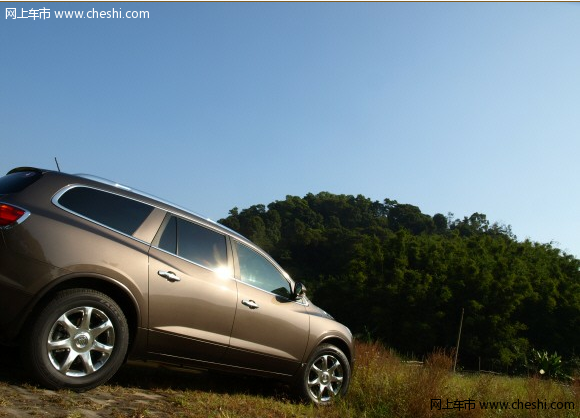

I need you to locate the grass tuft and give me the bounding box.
[0,341,577,417]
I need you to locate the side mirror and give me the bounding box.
[292,282,306,300]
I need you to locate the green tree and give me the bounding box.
[219,192,580,370]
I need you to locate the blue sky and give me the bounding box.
[2,2,580,258]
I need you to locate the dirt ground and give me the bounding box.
[0,348,185,418]
[0,346,285,418]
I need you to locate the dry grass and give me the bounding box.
[340,341,578,418]
[0,341,577,417]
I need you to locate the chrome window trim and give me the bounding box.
[53,184,246,246]
[235,278,308,306]
[51,185,153,247]
[151,213,232,275]
[152,237,306,305]
[234,239,293,282]
[0,202,31,230]
[51,184,304,304]
[232,240,305,304]
[150,243,233,278]
[75,174,246,240]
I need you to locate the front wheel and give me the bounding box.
[297,343,351,404]
[23,289,129,391]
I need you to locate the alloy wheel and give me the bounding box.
[46,306,115,377]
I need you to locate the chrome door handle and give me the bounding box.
[242,299,259,309]
[158,270,181,282]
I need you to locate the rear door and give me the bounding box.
[148,215,238,364]
[224,241,309,375]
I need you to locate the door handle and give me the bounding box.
[242,299,259,309]
[158,270,181,282]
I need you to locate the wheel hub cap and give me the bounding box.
[74,332,91,350]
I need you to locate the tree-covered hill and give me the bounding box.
[219,192,580,371]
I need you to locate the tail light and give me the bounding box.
[0,204,28,227]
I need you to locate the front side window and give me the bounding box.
[156,215,228,271]
[57,187,154,236]
[235,241,291,298]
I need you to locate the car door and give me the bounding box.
[148,215,238,364]
[224,240,309,375]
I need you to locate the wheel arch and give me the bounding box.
[319,336,353,365]
[296,336,353,404]
[19,274,142,355]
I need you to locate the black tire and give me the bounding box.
[297,343,351,405]
[23,289,129,391]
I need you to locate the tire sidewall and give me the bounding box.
[25,289,129,391]
[298,343,351,404]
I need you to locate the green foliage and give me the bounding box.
[528,349,569,380]
[219,192,580,371]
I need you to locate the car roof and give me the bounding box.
[6,166,249,243]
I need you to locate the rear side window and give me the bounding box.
[156,215,228,271]
[57,187,154,236]
[0,171,42,194]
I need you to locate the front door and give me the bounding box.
[148,215,238,364]
[224,241,309,375]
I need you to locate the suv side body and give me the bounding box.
[0,168,353,404]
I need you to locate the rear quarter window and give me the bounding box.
[0,171,43,194]
[57,187,154,236]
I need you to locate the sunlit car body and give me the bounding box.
[0,167,353,403]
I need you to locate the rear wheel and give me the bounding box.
[24,289,129,391]
[297,343,351,404]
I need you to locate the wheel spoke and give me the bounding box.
[92,340,113,354]
[318,384,325,400]
[319,355,329,371]
[312,363,323,373]
[89,319,113,339]
[328,360,340,373]
[59,351,79,373]
[58,313,79,335]
[79,307,94,330]
[80,352,96,373]
[47,338,72,350]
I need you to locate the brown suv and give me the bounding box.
[0,167,353,404]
